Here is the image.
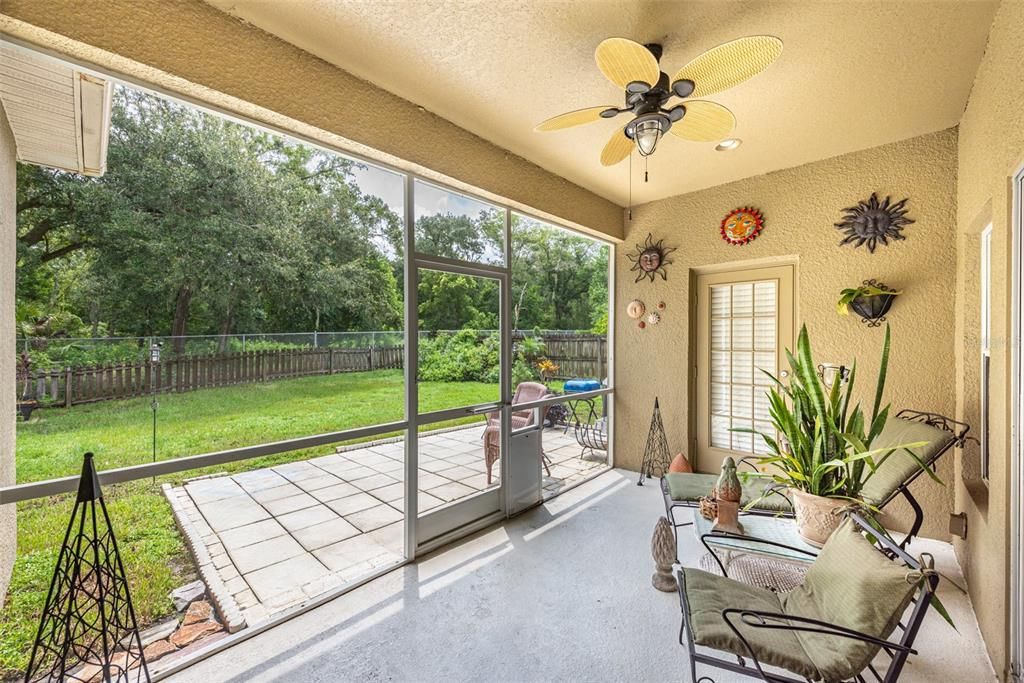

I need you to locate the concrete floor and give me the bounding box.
[166,469,997,683]
[166,424,608,627]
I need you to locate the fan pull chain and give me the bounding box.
[628,151,633,221]
[644,154,649,183]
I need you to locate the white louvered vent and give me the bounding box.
[0,46,112,176]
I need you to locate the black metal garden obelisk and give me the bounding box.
[24,453,150,683]
[638,397,672,486]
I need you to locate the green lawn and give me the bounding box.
[1,370,498,676]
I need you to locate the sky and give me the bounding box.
[351,162,498,221]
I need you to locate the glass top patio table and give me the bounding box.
[692,510,820,564]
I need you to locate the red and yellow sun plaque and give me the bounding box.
[720,207,765,245]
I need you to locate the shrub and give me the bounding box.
[21,340,146,370]
[418,329,499,383]
[418,330,546,385]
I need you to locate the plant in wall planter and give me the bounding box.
[837,279,900,327]
[735,324,936,546]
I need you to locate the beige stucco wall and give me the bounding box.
[615,128,959,540]
[953,1,1024,677]
[0,0,623,241]
[0,102,15,601]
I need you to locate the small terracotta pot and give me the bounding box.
[790,489,848,547]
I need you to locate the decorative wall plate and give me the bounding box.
[720,207,764,245]
[626,299,646,319]
[646,311,661,326]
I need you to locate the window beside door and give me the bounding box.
[980,223,992,480]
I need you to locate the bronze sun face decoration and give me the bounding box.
[835,193,914,253]
[627,233,676,283]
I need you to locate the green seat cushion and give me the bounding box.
[665,472,792,512]
[782,520,916,681]
[681,568,819,680]
[858,418,951,506]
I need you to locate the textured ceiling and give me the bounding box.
[205,0,997,207]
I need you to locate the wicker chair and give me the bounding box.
[483,381,550,485]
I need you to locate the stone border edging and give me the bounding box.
[162,483,246,634]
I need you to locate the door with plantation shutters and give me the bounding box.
[695,265,795,473]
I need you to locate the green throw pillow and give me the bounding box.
[782,519,916,681]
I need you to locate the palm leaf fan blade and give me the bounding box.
[534,106,613,132]
[600,126,633,166]
[594,38,660,90]
[671,35,783,99]
[669,101,735,142]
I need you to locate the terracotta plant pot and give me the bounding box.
[790,489,849,547]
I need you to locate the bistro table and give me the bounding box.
[692,511,819,590]
[561,379,603,431]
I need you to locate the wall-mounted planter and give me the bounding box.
[850,292,896,327]
[837,279,899,327]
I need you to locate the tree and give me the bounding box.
[510,215,608,331]
[13,84,609,353]
[15,85,406,349]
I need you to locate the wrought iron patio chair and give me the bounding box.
[676,512,940,683]
[661,410,969,548]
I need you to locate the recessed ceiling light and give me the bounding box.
[715,138,742,151]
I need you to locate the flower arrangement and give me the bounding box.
[536,358,559,382]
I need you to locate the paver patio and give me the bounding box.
[166,423,608,627]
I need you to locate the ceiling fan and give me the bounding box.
[535,36,783,166]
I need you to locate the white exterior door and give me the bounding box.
[695,264,795,473]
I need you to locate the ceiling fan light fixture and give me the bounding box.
[715,138,742,151]
[634,119,663,156]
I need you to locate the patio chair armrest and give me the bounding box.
[895,409,971,446]
[722,608,917,655]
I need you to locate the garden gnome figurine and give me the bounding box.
[712,457,744,535]
[651,516,677,592]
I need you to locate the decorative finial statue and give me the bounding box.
[716,457,742,502]
[712,457,745,535]
[650,517,677,592]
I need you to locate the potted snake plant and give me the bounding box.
[736,323,937,546]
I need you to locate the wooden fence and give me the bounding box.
[18,346,404,408]
[17,335,606,409]
[534,334,608,381]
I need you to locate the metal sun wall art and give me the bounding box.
[627,233,676,282]
[835,192,914,253]
[720,207,765,245]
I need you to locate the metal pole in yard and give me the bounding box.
[151,397,158,484]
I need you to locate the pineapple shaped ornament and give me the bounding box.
[712,457,744,535]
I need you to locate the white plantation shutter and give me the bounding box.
[708,280,777,454]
